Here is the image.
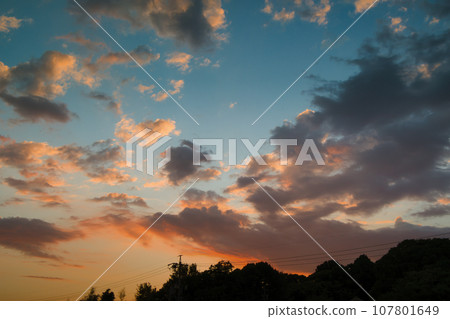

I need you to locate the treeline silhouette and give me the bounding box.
[81,238,450,301]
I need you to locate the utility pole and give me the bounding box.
[178,255,183,301]
[168,255,183,301]
[177,255,183,301]
[168,255,183,269]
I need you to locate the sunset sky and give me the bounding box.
[0,0,449,300]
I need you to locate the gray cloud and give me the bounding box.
[413,0,450,18]
[80,206,450,273]
[70,0,227,49]
[86,91,121,114]
[0,50,89,98]
[412,205,450,219]
[0,50,93,124]
[155,207,450,273]
[0,197,26,206]
[0,137,133,187]
[183,188,226,203]
[3,177,53,194]
[55,32,107,51]
[58,139,134,185]
[234,26,450,219]
[161,141,220,185]
[0,217,82,259]
[3,177,68,208]
[97,45,159,66]
[0,91,76,123]
[90,193,148,208]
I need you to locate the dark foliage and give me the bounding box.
[87,239,450,301]
[80,288,99,301]
[135,283,158,301]
[100,288,115,301]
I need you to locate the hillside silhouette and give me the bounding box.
[81,238,450,301]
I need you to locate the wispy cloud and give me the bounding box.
[166,52,193,72]
[23,275,65,281]
[0,15,32,33]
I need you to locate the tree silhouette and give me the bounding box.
[118,288,126,301]
[81,238,450,301]
[100,288,115,301]
[80,287,99,301]
[135,282,158,301]
[372,239,450,300]
[209,260,233,274]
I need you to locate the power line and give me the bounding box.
[33,231,450,300]
[92,267,169,291]
[272,249,389,268]
[267,231,450,262]
[274,253,386,268]
[36,263,171,301]
[218,231,450,265]
[40,269,170,301]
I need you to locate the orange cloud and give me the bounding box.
[3,177,68,207]
[79,210,151,245]
[389,17,406,33]
[179,188,228,209]
[0,15,31,33]
[87,167,136,185]
[136,84,155,94]
[151,79,184,102]
[0,138,57,168]
[262,0,273,14]
[273,8,295,22]
[354,0,380,13]
[264,0,330,25]
[1,137,136,195]
[196,168,222,181]
[73,0,228,48]
[2,51,95,98]
[166,52,193,71]
[143,177,168,190]
[114,115,177,142]
[203,0,227,30]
